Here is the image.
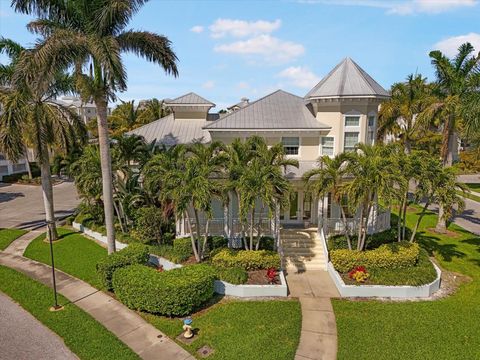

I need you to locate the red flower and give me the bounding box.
[266,268,277,282]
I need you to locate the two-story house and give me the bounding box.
[130,58,391,268]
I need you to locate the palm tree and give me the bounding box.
[378,74,434,153]
[303,153,353,250]
[137,98,170,125]
[424,43,480,166]
[13,0,179,254]
[108,100,140,137]
[344,144,401,251]
[0,53,87,240]
[113,134,149,167]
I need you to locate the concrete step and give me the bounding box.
[283,249,324,256]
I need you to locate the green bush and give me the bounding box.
[207,236,229,250]
[211,249,281,270]
[173,237,193,258]
[96,243,150,290]
[330,241,420,273]
[131,206,164,244]
[327,228,408,251]
[112,264,216,316]
[149,244,191,264]
[215,266,248,285]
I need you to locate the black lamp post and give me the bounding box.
[47,220,62,311]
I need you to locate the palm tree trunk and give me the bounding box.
[39,143,57,241]
[249,208,255,251]
[360,203,372,250]
[24,145,32,180]
[185,210,200,262]
[193,208,202,261]
[340,207,352,250]
[401,192,408,240]
[435,205,447,233]
[202,218,210,260]
[255,205,265,250]
[113,200,126,233]
[410,201,430,242]
[441,114,455,167]
[95,96,116,254]
[357,206,363,250]
[397,198,404,242]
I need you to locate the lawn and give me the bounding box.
[0,265,138,360]
[465,183,480,192]
[0,228,27,250]
[25,228,302,359]
[333,208,480,360]
[457,189,480,203]
[24,228,107,288]
[143,299,302,360]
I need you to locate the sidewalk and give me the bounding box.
[0,233,194,360]
[287,270,340,360]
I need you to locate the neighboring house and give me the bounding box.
[55,96,111,125]
[129,58,391,240]
[0,153,29,181]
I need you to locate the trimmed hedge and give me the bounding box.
[173,237,193,257]
[328,228,406,251]
[216,266,248,285]
[96,243,150,290]
[330,241,420,273]
[149,244,190,264]
[211,249,281,270]
[112,264,216,316]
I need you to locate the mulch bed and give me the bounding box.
[247,270,279,285]
[426,228,460,238]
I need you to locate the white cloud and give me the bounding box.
[190,25,204,33]
[299,0,477,15]
[202,80,215,89]
[433,32,480,57]
[277,66,320,88]
[214,35,305,64]
[209,18,281,38]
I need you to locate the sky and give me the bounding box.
[1,0,480,110]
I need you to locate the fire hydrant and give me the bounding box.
[183,318,193,339]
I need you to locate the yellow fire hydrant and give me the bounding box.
[183,318,193,339]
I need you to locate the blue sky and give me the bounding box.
[1,0,479,110]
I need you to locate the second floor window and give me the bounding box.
[321,136,334,156]
[344,132,359,152]
[345,116,360,127]
[282,137,299,155]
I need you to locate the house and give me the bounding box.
[0,153,29,181]
[55,96,111,125]
[129,58,391,269]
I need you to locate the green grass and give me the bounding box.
[0,265,138,359]
[0,228,27,250]
[333,208,480,359]
[465,183,480,192]
[24,228,107,288]
[143,299,301,360]
[457,189,480,203]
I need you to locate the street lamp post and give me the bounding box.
[47,220,62,311]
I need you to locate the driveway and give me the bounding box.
[0,291,77,360]
[0,181,80,229]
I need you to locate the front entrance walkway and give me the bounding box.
[287,271,340,360]
[0,232,194,360]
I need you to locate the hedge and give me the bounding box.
[216,266,248,285]
[330,241,420,273]
[211,249,281,270]
[173,237,193,257]
[96,243,150,290]
[112,264,216,316]
[328,228,406,251]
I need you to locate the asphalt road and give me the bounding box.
[0,181,80,229]
[0,291,77,360]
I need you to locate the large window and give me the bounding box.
[368,115,375,127]
[282,137,299,155]
[345,116,360,127]
[344,132,359,152]
[367,116,376,145]
[321,136,334,156]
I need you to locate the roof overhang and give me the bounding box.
[204,127,331,132]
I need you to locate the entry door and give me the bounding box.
[290,192,298,220]
[303,193,312,220]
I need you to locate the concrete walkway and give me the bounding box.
[287,270,340,360]
[0,291,78,360]
[0,233,194,360]
[3,229,43,255]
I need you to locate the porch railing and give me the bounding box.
[322,210,391,237]
[183,217,274,237]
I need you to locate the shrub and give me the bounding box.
[149,244,191,264]
[112,264,216,316]
[173,237,193,259]
[96,243,150,290]
[211,249,281,270]
[131,206,163,244]
[215,267,248,285]
[327,228,406,251]
[207,236,228,251]
[330,241,420,273]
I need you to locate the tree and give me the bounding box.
[114,134,149,167]
[13,0,179,253]
[108,100,140,137]
[136,98,170,125]
[0,50,86,240]
[303,154,353,250]
[378,74,434,153]
[344,144,401,251]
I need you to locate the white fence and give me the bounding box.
[322,210,391,236]
[182,217,274,237]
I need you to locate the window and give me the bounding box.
[13,163,26,172]
[368,130,375,145]
[282,137,299,155]
[345,116,360,127]
[0,165,8,175]
[368,116,375,127]
[321,136,334,156]
[344,132,359,152]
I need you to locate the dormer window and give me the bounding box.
[282,137,299,155]
[345,116,360,127]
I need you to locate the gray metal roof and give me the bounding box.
[305,58,390,99]
[204,90,330,130]
[127,113,212,146]
[165,92,215,106]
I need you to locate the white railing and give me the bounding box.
[183,217,273,237]
[322,210,391,236]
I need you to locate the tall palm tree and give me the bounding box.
[136,98,170,125]
[378,74,434,153]
[108,100,140,136]
[0,51,87,240]
[113,133,149,167]
[303,153,353,250]
[424,43,480,166]
[13,0,179,254]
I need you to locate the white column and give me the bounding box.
[223,202,229,238]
